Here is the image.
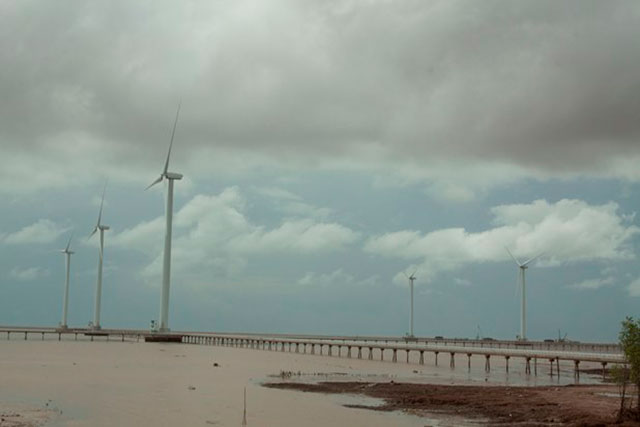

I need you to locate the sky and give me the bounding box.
[1,0,639,342]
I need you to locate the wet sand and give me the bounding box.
[0,336,620,426]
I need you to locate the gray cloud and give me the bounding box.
[1,1,640,194]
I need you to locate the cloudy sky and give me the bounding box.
[1,0,639,341]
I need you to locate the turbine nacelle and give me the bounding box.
[165,172,183,180]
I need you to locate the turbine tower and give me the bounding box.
[505,248,542,341]
[90,183,109,330]
[59,233,74,329]
[403,270,417,337]
[146,104,182,333]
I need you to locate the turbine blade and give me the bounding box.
[402,271,409,279]
[145,175,163,190]
[522,252,544,267]
[89,227,97,239]
[97,181,107,226]
[411,270,417,277]
[65,232,74,252]
[505,246,522,266]
[163,103,181,175]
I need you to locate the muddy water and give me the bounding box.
[0,336,605,426]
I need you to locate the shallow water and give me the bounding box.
[0,336,605,426]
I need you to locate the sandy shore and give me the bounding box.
[0,336,623,426]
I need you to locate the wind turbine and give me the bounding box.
[505,247,543,341]
[59,233,74,329]
[403,270,417,337]
[90,183,109,330]
[146,104,183,333]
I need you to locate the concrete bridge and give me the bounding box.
[1,326,624,380]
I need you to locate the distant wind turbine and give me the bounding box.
[59,233,74,329]
[505,247,543,341]
[90,182,109,330]
[403,270,417,337]
[146,104,183,333]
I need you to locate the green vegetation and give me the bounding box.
[616,316,640,421]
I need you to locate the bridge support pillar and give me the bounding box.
[574,360,580,381]
[484,355,490,372]
[601,362,607,381]
[24,332,27,340]
[505,356,510,373]
[368,347,373,360]
[348,346,352,358]
[392,349,397,363]
[380,349,384,361]
[435,352,439,366]
[549,359,555,377]
[450,353,455,369]
[406,349,410,363]
[467,354,472,372]
[525,357,531,375]
[419,351,424,365]
[358,347,362,359]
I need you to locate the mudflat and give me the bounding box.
[265,381,632,426]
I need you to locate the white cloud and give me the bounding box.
[365,199,639,284]
[9,266,50,281]
[3,219,67,245]
[254,186,333,218]
[111,187,359,282]
[569,276,615,290]
[297,269,378,288]
[629,277,640,297]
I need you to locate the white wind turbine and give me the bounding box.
[59,233,74,329]
[146,104,183,333]
[505,247,543,341]
[90,183,109,330]
[403,270,417,337]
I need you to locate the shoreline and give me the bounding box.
[263,381,633,426]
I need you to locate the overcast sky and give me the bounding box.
[1,1,639,341]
